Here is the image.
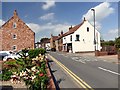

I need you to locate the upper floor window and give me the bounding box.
[13,23,17,28]
[87,27,89,32]
[76,35,80,41]
[70,35,72,41]
[12,34,17,39]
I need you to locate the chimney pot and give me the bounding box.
[69,25,72,30]
[61,31,63,35]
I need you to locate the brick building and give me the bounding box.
[0,10,35,52]
[55,31,63,51]
[50,34,58,50]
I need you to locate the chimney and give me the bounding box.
[13,10,18,16]
[61,30,63,35]
[69,25,72,30]
[84,17,86,21]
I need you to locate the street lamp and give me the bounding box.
[91,8,96,51]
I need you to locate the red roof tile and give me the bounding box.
[52,36,58,41]
[63,20,85,37]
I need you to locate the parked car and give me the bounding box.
[0,51,10,61]
[0,51,20,61]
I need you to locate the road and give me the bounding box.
[47,56,81,88]
[48,52,119,89]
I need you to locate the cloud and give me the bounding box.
[27,22,70,34]
[0,19,5,27]
[26,22,71,41]
[82,2,114,30]
[42,0,55,10]
[108,29,118,34]
[39,13,55,21]
[27,23,41,33]
[103,29,118,40]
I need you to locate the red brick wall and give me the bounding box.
[0,11,35,52]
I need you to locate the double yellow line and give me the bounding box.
[48,54,94,90]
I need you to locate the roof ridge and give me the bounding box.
[62,20,85,37]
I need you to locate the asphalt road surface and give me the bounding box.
[48,52,119,89]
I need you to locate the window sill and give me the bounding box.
[75,40,80,41]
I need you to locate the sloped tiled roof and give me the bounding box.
[52,36,58,41]
[57,35,63,40]
[63,20,85,37]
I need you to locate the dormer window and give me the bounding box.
[13,23,17,28]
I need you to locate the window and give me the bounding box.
[76,35,80,41]
[87,27,89,32]
[70,35,72,41]
[12,45,17,50]
[13,23,17,28]
[13,34,17,39]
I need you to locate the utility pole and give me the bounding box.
[91,8,96,52]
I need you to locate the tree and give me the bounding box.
[40,38,49,43]
[101,40,115,46]
[115,37,120,49]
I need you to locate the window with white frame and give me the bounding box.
[12,45,17,50]
[13,22,17,28]
[12,34,17,39]
[76,35,80,41]
[87,27,89,32]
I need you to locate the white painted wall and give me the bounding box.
[63,34,73,44]
[63,20,101,53]
[72,20,100,53]
[45,43,50,49]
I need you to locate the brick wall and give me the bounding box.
[0,10,35,52]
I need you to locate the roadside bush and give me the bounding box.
[2,48,48,90]
[28,48,46,58]
[1,69,12,81]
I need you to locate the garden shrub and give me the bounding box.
[2,48,48,90]
[1,69,12,81]
[28,48,46,58]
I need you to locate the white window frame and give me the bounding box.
[75,34,80,41]
[87,27,89,32]
[13,22,17,28]
[12,45,17,51]
[70,35,72,41]
[12,34,17,39]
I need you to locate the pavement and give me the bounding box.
[48,51,119,89]
[47,54,81,89]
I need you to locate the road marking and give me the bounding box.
[48,54,94,90]
[72,57,79,60]
[98,67,120,76]
[78,60,86,64]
